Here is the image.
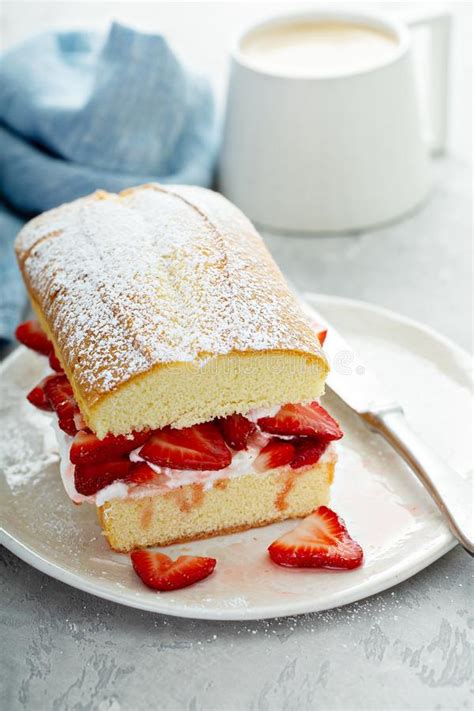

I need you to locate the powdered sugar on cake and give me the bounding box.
[15,185,323,401]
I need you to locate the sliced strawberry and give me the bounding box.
[125,462,157,485]
[74,459,131,496]
[48,351,63,372]
[26,375,56,412]
[139,423,231,471]
[216,413,256,451]
[131,551,216,591]
[15,320,52,355]
[254,439,295,472]
[268,506,363,570]
[316,328,328,347]
[258,402,343,441]
[291,439,328,470]
[43,374,78,436]
[70,429,151,465]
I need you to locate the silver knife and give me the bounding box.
[302,300,473,555]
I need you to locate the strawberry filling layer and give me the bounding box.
[54,415,338,506]
[18,320,342,506]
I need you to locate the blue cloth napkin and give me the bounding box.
[0,22,217,342]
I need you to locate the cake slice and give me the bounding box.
[15,184,341,552]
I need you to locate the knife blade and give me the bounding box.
[300,298,473,555]
[316,311,399,414]
[299,299,394,411]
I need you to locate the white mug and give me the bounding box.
[218,8,451,233]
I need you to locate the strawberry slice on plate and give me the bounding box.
[26,375,56,411]
[216,413,256,451]
[74,459,131,496]
[290,439,328,470]
[70,429,151,465]
[43,374,78,436]
[15,320,52,355]
[268,506,363,570]
[258,402,343,441]
[254,439,295,472]
[131,551,216,591]
[139,423,231,471]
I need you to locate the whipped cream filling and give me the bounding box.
[246,404,280,422]
[53,405,337,506]
[128,433,272,492]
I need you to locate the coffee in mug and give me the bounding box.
[220,10,451,232]
[241,20,398,77]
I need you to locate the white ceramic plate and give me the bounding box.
[1,295,472,620]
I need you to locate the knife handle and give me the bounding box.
[362,407,474,555]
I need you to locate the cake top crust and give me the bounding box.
[15,184,324,405]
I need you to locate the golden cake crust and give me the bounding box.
[16,184,328,436]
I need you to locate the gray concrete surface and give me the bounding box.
[0,545,471,711]
[1,3,472,710]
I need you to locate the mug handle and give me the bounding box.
[403,9,452,156]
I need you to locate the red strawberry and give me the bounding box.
[254,439,295,472]
[48,351,63,372]
[316,328,328,347]
[43,374,78,436]
[139,423,231,471]
[268,506,363,570]
[258,402,343,441]
[131,551,216,591]
[70,429,151,465]
[15,320,52,355]
[291,439,328,470]
[125,462,157,485]
[26,375,56,412]
[74,459,131,496]
[216,413,256,451]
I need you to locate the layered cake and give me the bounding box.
[15,184,343,552]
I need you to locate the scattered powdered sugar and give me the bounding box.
[16,184,322,402]
[1,426,57,491]
[0,382,59,492]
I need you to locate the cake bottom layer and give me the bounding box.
[98,460,335,552]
